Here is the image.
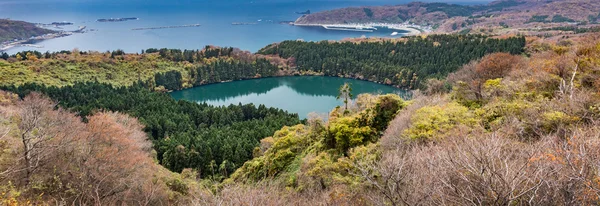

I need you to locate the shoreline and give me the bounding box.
[169,71,411,94]
[1,26,86,52]
[293,22,428,36]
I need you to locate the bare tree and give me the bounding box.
[351,143,433,206]
[15,93,81,186]
[433,134,552,205]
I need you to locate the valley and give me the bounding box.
[1,0,600,205]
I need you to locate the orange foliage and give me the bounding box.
[0,93,186,205]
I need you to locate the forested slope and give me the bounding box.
[2,35,526,90]
[1,83,302,179]
[259,35,526,89]
[0,47,287,91]
[195,34,600,205]
[0,92,207,205]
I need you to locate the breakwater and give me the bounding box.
[132,24,201,30]
[98,17,139,22]
[232,22,257,25]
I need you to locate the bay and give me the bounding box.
[170,76,408,119]
[1,0,488,53]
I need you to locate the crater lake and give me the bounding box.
[170,76,408,119]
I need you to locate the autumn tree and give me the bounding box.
[67,112,157,204]
[25,52,38,61]
[449,52,522,102]
[0,92,194,205]
[14,93,82,186]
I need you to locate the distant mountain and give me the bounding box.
[0,19,55,43]
[295,0,600,33]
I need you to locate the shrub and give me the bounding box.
[404,102,477,141]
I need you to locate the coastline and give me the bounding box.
[1,26,86,52]
[292,22,429,36]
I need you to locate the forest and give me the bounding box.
[1,83,302,179]
[1,35,524,91]
[0,46,285,92]
[258,35,526,89]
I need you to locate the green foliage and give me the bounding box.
[481,0,522,12]
[1,83,301,178]
[425,3,475,17]
[551,15,576,23]
[526,15,549,23]
[146,47,234,62]
[192,58,278,85]
[0,51,188,88]
[228,125,312,181]
[374,95,405,129]
[475,98,536,130]
[405,102,477,141]
[363,8,374,18]
[0,49,280,92]
[423,1,521,17]
[589,14,599,23]
[459,28,471,35]
[258,35,525,89]
[165,178,189,195]
[337,83,353,112]
[541,111,580,133]
[155,70,183,90]
[541,26,600,34]
[326,117,377,154]
[228,94,404,187]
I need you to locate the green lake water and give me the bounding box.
[170,76,408,119]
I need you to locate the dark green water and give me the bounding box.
[170,76,407,118]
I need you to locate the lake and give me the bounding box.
[1,0,489,54]
[170,76,408,119]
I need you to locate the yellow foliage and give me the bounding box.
[542,111,580,131]
[405,102,477,141]
[0,53,191,88]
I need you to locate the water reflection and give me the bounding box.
[171,76,408,118]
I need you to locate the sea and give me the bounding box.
[1,0,490,54]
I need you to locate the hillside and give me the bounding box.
[0,35,524,90]
[0,47,292,90]
[1,30,600,204]
[295,0,600,34]
[0,19,55,43]
[222,32,600,205]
